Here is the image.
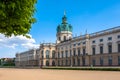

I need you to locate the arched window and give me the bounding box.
[46,50,50,59]
[41,50,44,58]
[69,36,71,40]
[52,61,55,66]
[52,50,55,58]
[64,36,66,41]
[46,60,49,66]
[59,37,61,41]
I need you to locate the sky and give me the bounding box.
[0,0,120,58]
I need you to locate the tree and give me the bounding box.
[0,59,1,65]
[0,0,37,38]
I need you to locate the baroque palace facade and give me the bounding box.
[15,14,120,67]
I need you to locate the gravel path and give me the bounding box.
[0,68,120,80]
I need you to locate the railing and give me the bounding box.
[61,26,120,43]
[90,26,120,37]
[40,43,56,46]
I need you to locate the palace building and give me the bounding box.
[15,13,120,67]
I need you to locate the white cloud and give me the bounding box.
[0,34,39,49]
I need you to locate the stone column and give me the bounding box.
[85,34,90,66]
[70,49,73,67]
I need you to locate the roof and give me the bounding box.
[57,14,73,33]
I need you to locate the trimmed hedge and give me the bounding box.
[0,66,15,68]
[2,63,15,66]
[42,67,120,71]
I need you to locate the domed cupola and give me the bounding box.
[57,12,73,33]
[56,11,73,43]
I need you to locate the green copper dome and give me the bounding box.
[57,14,73,33]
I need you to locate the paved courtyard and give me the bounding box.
[0,68,120,80]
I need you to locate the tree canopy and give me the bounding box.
[0,59,1,65]
[0,0,37,38]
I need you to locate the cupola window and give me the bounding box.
[64,36,66,41]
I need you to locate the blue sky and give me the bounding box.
[0,0,120,58]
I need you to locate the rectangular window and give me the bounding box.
[118,44,120,52]
[78,43,80,46]
[58,52,60,58]
[73,44,76,46]
[41,61,43,65]
[70,59,71,66]
[100,46,103,54]
[52,53,55,58]
[73,49,76,56]
[62,51,63,58]
[92,40,95,43]
[108,45,112,53]
[78,49,80,56]
[118,56,120,65]
[42,54,44,58]
[61,60,63,66]
[108,56,112,66]
[117,35,120,39]
[108,37,112,41]
[66,46,68,49]
[46,55,49,59]
[41,51,44,58]
[92,59,96,66]
[100,57,103,66]
[82,57,85,66]
[52,51,55,58]
[100,39,103,42]
[73,58,75,66]
[59,37,61,41]
[66,60,68,66]
[83,48,86,55]
[70,50,72,56]
[77,58,80,66]
[83,42,86,44]
[58,60,60,66]
[66,51,68,58]
[92,47,96,55]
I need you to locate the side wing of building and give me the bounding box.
[56,26,120,66]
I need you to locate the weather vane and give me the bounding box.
[64,10,66,16]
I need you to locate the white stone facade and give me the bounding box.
[15,14,120,67]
